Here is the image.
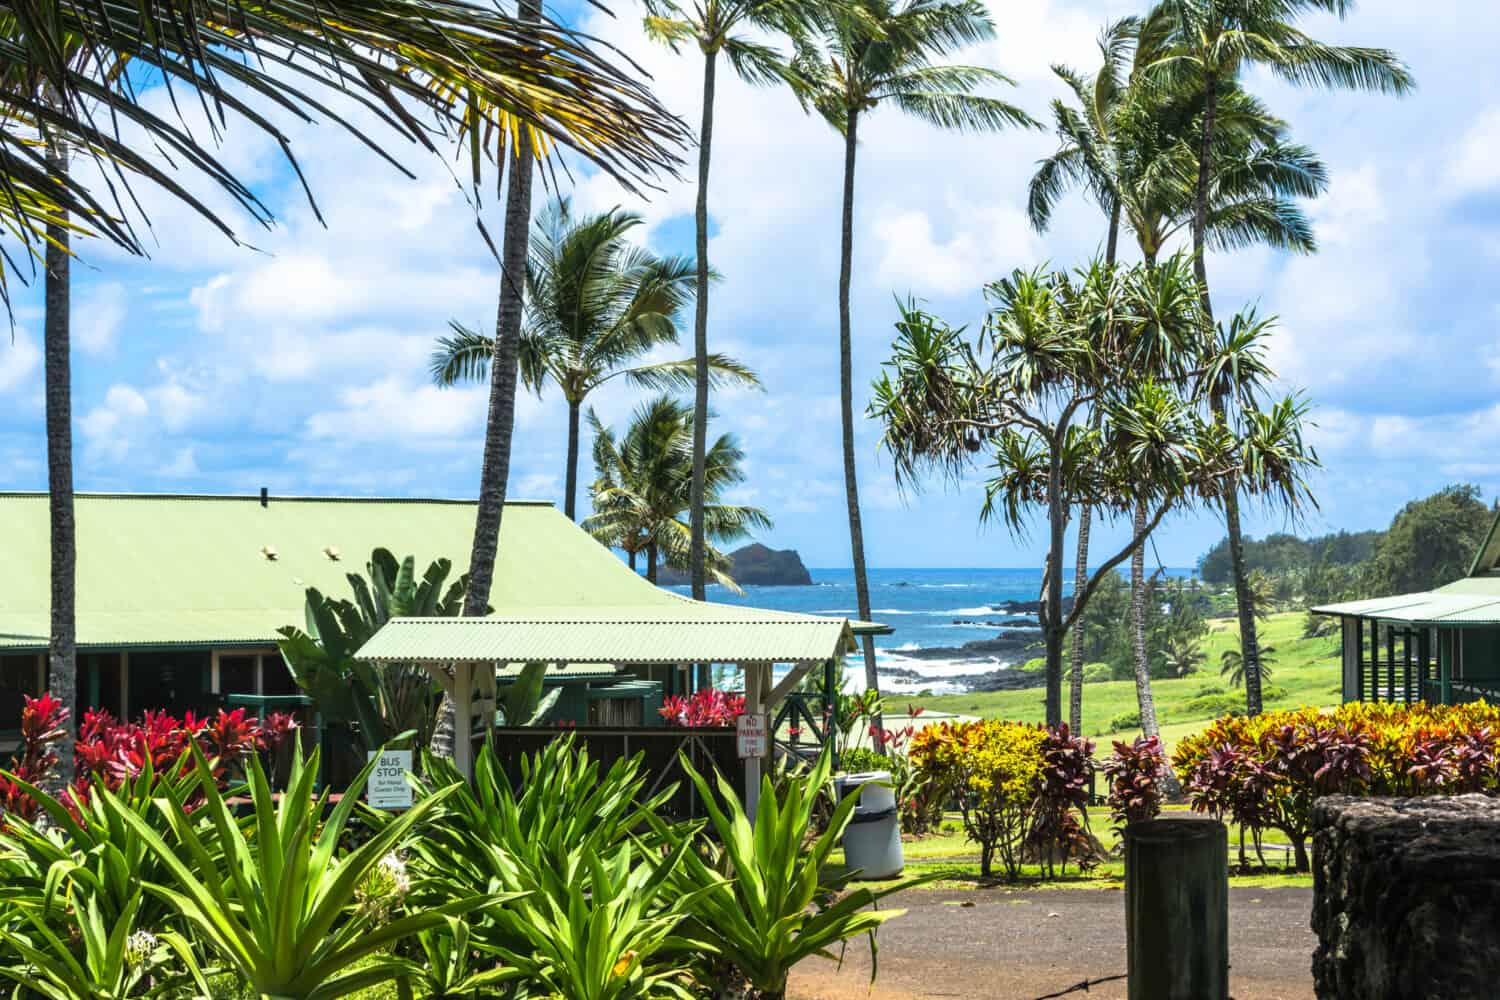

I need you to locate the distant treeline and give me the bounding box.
[1198,529,1381,584]
[1197,484,1499,606]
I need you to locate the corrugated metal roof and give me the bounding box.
[1314,580,1500,626]
[0,493,885,651]
[357,609,856,665]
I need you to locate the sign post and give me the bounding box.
[366,749,413,811]
[736,712,768,759]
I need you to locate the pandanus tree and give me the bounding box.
[1143,0,1412,715]
[431,199,757,520]
[584,395,771,589]
[1033,23,1330,725]
[0,0,687,775]
[643,0,811,602]
[870,256,1318,730]
[789,0,1035,722]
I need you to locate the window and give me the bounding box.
[219,655,257,696]
[0,655,39,729]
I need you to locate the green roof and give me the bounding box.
[1,492,883,652]
[357,610,855,665]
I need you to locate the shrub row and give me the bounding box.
[1174,701,1500,871]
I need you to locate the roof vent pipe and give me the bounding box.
[260,487,268,508]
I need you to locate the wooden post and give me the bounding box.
[744,662,762,823]
[1125,818,1228,1000]
[119,652,130,719]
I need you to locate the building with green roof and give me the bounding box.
[0,492,881,757]
[1314,510,1500,705]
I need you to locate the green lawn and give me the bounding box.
[910,611,1341,754]
[841,805,1310,892]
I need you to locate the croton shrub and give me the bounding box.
[910,719,1097,880]
[1174,701,1500,871]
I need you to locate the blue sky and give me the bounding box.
[0,0,1496,570]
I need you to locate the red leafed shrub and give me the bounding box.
[0,694,70,822]
[1,695,301,826]
[1103,735,1166,829]
[1026,724,1100,876]
[658,689,746,728]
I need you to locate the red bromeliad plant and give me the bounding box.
[2,695,299,826]
[0,694,70,823]
[658,688,746,727]
[1103,735,1166,830]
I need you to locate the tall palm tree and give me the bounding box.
[431,199,757,520]
[584,396,771,588]
[1144,0,1412,715]
[2,0,687,777]
[643,0,809,602]
[1220,645,1275,687]
[793,0,1034,719]
[1028,18,1135,735]
[1162,635,1206,678]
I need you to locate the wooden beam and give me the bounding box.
[767,660,818,708]
[453,661,474,780]
[744,662,763,823]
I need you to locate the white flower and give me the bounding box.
[124,930,158,968]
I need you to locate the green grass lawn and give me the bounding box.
[910,611,1341,755]
[841,805,1310,892]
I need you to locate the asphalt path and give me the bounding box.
[790,885,1316,1000]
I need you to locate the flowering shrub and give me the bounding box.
[911,719,1092,880]
[0,693,70,823]
[0,694,299,826]
[1103,735,1166,830]
[1172,702,1500,871]
[658,688,746,727]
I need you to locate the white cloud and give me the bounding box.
[0,329,40,393]
[159,447,199,478]
[305,377,491,441]
[1447,106,1500,195]
[75,283,128,355]
[80,384,150,458]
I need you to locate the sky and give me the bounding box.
[0,0,1496,571]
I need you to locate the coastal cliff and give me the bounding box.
[658,543,814,587]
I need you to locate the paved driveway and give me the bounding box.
[790,885,1316,1000]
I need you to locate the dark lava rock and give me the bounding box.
[1311,794,1500,999]
[657,543,812,586]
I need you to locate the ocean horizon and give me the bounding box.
[667,566,1196,695]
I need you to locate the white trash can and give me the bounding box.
[835,770,904,880]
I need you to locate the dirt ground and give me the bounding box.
[790,885,1316,1000]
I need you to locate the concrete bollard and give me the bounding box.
[1124,818,1229,1000]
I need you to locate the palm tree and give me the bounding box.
[1027,18,1135,736]
[643,0,809,602]
[792,0,1034,722]
[431,199,758,520]
[2,0,688,779]
[584,397,771,588]
[1162,636,1205,678]
[1144,0,1412,717]
[1220,645,1275,688]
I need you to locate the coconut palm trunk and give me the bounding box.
[435,7,539,760]
[1191,72,1265,716]
[1129,498,1160,738]
[838,107,882,725]
[43,129,76,788]
[688,47,718,602]
[564,398,582,520]
[1067,198,1121,733]
[647,541,659,584]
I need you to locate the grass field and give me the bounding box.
[909,611,1341,754]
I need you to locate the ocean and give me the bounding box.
[667,566,1194,695]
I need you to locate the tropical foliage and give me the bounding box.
[430,199,757,520]
[0,712,915,998]
[584,394,771,588]
[871,257,1319,729]
[909,720,1096,880]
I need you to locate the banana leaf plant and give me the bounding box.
[277,548,485,755]
[677,748,932,1000]
[104,741,498,1000]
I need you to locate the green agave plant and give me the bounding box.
[0,887,208,1000]
[0,754,209,931]
[678,749,931,1000]
[106,741,492,1000]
